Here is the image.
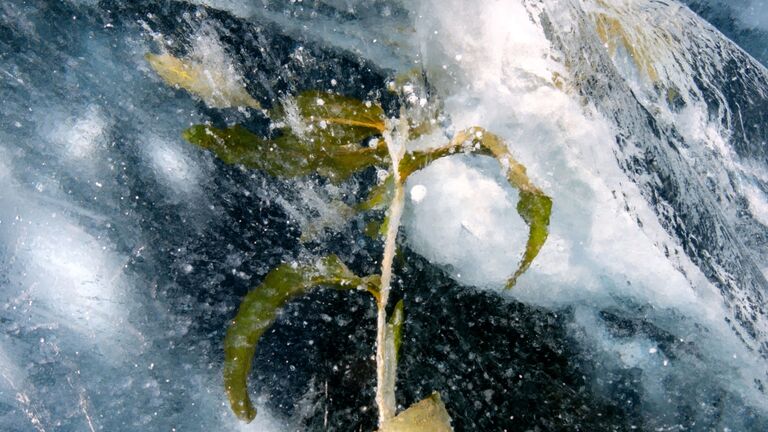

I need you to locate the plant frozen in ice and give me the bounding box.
[149,55,551,429]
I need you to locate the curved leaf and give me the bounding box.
[268,91,387,153]
[508,190,552,288]
[398,127,552,288]
[224,255,379,422]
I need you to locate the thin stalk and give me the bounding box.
[375,180,404,424]
[375,116,408,426]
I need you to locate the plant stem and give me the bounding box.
[375,116,408,426]
[375,179,404,425]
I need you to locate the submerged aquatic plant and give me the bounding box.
[149,54,552,429]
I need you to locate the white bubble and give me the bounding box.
[410,184,427,203]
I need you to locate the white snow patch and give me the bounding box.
[403,156,527,287]
[743,181,768,226]
[144,135,201,195]
[50,106,108,160]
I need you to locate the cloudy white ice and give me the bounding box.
[2,0,768,430]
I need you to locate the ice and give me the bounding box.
[403,0,768,415]
[403,156,527,287]
[682,0,768,65]
[408,184,426,203]
[2,0,768,430]
[143,134,204,197]
[691,0,768,32]
[48,106,108,160]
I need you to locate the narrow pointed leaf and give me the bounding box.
[268,91,387,153]
[146,53,261,109]
[508,190,552,288]
[224,255,379,422]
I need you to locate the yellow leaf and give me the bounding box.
[146,53,261,110]
[378,392,453,432]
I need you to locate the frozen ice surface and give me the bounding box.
[403,156,528,287]
[1,0,768,431]
[682,0,768,65]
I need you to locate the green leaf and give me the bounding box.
[290,90,386,135]
[388,299,405,362]
[183,124,387,183]
[267,91,387,157]
[378,392,453,432]
[223,255,379,422]
[182,91,391,183]
[398,127,552,288]
[508,190,552,288]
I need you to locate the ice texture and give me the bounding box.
[1,0,768,431]
[402,156,528,287]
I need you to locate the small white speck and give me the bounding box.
[330,79,337,86]
[455,54,463,61]
[316,98,325,106]
[364,100,372,108]
[648,347,657,354]
[410,184,427,203]
[13,121,22,128]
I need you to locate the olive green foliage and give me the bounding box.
[183,90,389,183]
[511,190,553,288]
[399,127,553,289]
[183,123,386,183]
[224,255,380,421]
[388,299,405,362]
[150,51,553,426]
[186,94,552,424]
